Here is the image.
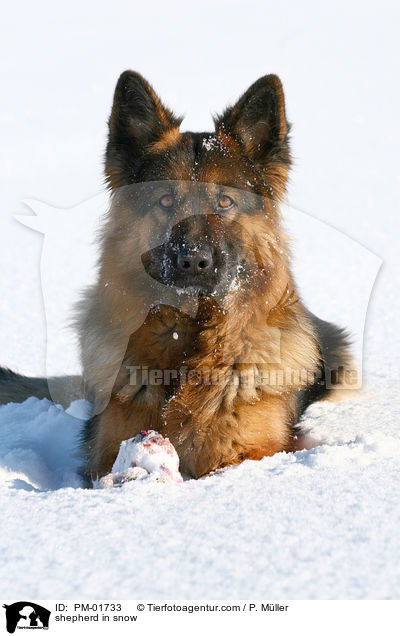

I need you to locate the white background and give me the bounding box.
[1,0,399,608]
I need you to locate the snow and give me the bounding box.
[1,389,400,599]
[0,398,86,491]
[1,0,400,601]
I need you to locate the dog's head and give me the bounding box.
[103,71,291,305]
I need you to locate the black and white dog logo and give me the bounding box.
[2,602,50,633]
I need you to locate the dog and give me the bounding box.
[0,71,352,481]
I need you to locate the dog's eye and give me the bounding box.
[159,194,174,209]
[217,195,234,210]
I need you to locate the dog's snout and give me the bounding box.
[142,214,235,294]
[176,248,213,275]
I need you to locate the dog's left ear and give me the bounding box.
[214,75,290,165]
[105,71,182,189]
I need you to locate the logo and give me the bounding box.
[2,603,50,633]
[17,184,381,414]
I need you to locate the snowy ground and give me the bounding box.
[1,0,400,600]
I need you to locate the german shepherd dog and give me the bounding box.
[0,71,351,481]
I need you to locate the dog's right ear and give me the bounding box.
[214,75,291,167]
[105,71,182,189]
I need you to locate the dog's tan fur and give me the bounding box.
[0,71,352,482]
[78,77,323,478]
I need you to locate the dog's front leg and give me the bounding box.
[84,383,165,481]
[162,371,295,478]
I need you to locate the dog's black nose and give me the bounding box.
[176,248,213,275]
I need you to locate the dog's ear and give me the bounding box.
[214,75,290,166]
[105,71,182,189]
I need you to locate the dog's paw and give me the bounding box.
[94,430,183,489]
[97,466,149,489]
